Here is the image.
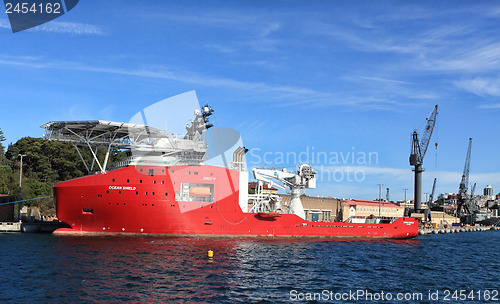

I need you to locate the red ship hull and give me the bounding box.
[53,165,418,239]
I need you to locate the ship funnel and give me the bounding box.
[232,146,248,171]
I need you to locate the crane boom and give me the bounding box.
[410,105,438,166]
[457,138,473,222]
[419,106,438,161]
[428,178,437,207]
[470,182,476,200]
[458,138,472,201]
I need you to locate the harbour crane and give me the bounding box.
[428,178,437,208]
[409,105,438,212]
[470,182,476,202]
[424,178,437,222]
[456,138,475,224]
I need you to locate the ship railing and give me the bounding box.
[107,155,207,171]
[248,193,282,213]
[345,216,399,224]
[107,158,134,170]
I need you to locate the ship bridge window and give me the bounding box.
[161,181,164,184]
[149,169,154,176]
[175,183,214,203]
[187,171,191,175]
[194,172,198,175]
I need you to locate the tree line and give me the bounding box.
[0,128,126,215]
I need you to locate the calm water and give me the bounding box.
[0,231,499,303]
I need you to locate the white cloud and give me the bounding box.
[0,19,103,35]
[0,19,10,30]
[0,54,337,106]
[479,103,500,109]
[486,6,500,17]
[428,42,500,73]
[358,76,413,85]
[1,54,414,110]
[470,173,500,187]
[454,77,500,97]
[34,21,103,35]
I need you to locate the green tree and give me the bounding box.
[6,137,127,184]
[0,128,5,156]
[0,164,14,194]
[3,136,128,216]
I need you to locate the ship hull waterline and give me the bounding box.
[53,165,419,239]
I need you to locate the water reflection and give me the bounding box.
[5,233,496,304]
[43,236,422,303]
[50,237,242,303]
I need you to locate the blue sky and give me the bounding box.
[1,1,499,201]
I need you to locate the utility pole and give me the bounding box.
[378,184,383,217]
[18,154,26,221]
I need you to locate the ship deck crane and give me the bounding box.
[409,105,438,212]
[250,164,316,219]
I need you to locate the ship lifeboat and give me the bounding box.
[257,212,281,219]
[189,187,212,197]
